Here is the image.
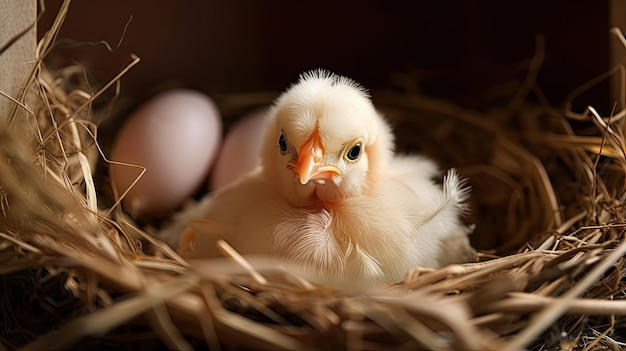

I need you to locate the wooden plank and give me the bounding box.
[0,0,36,119]
[610,0,626,109]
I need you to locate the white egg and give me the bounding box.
[210,108,269,190]
[110,89,222,219]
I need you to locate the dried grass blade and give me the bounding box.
[67,54,140,120]
[76,151,97,212]
[202,283,310,350]
[537,133,623,158]
[31,235,142,292]
[353,301,448,350]
[36,0,70,57]
[371,293,483,350]
[488,292,626,315]
[116,215,188,266]
[217,239,267,285]
[503,234,626,350]
[611,27,626,50]
[148,303,193,351]
[198,283,223,351]
[0,256,44,275]
[499,137,563,226]
[588,106,626,157]
[0,231,41,254]
[18,274,199,351]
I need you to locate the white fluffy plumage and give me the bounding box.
[160,70,475,286]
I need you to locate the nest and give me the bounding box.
[2,4,626,351]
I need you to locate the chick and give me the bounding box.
[160,70,475,286]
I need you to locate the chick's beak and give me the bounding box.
[295,130,341,184]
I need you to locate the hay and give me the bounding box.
[2,2,626,350]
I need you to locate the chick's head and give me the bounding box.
[261,70,394,207]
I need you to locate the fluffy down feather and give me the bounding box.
[160,69,475,286]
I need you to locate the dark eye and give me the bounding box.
[347,143,361,161]
[344,139,363,162]
[278,132,288,155]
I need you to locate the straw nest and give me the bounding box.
[3,5,626,351]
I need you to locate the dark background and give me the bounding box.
[38,1,618,113]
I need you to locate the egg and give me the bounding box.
[110,89,221,219]
[210,108,269,190]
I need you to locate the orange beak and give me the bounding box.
[295,130,341,184]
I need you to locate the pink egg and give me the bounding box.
[110,89,222,219]
[210,108,269,190]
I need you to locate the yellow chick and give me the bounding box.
[160,70,475,286]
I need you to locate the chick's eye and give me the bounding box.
[278,132,288,155]
[344,139,364,162]
[347,144,361,160]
